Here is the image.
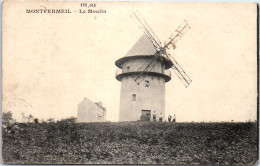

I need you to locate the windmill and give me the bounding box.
[131,10,192,88]
[115,11,192,122]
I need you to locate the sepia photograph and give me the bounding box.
[1,1,258,165]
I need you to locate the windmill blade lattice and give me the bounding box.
[134,54,162,85]
[130,11,192,88]
[163,20,191,50]
[166,53,192,88]
[131,10,162,51]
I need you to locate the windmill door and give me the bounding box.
[152,114,156,121]
[141,110,151,121]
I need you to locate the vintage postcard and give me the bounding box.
[2,1,258,165]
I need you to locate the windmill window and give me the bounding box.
[132,94,136,101]
[126,66,130,71]
[145,80,149,87]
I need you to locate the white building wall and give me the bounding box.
[77,98,106,122]
[119,58,166,121]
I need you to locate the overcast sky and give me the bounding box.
[2,2,257,122]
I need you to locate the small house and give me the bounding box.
[77,97,106,122]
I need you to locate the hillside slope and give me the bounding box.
[2,122,258,164]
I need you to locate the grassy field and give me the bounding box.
[2,122,258,164]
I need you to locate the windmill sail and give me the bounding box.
[134,56,161,85]
[132,11,162,51]
[130,11,192,87]
[163,20,191,50]
[166,53,192,88]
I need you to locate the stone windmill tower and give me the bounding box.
[115,35,172,122]
[115,11,192,122]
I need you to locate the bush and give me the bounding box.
[2,122,258,165]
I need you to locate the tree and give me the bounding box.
[59,117,77,123]
[2,111,13,125]
[34,118,39,123]
[47,118,55,123]
[28,114,34,122]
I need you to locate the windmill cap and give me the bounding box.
[125,34,157,57]
[115,34,173,69]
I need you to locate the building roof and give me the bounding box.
[115,34,173,69]
[125,34,157,57]
[79,98,106,111]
